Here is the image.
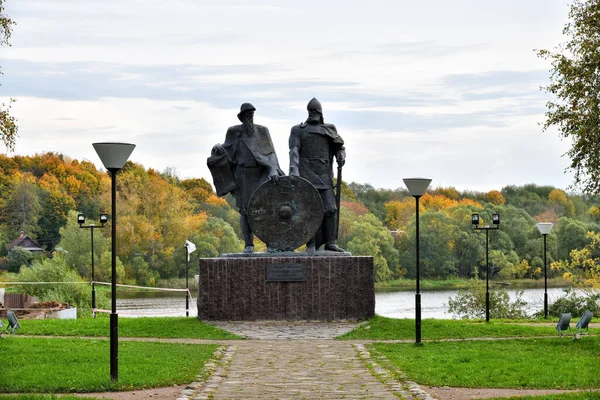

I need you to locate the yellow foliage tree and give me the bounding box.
[484,190,505,205]
[551,231,600,288]
[548,189,575,217]
[457,198,483,209]
[384,198,417,231]
[588,205,600,222]
[433,186,459,200]
[421,193,457,211]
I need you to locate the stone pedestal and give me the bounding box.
[198,255,374,321]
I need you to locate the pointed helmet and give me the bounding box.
[306,97,322,114]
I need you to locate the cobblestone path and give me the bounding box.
[210,340,400,400]
[175,321,408,399]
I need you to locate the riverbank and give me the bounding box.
[376,277,572,291]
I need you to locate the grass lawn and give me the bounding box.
[0,396,91,400]
[487,393,600,400]
[370,336,600,389]
[338,315,571,340]
[0,337,219,393]
[18,316,240,339]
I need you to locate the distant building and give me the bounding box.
[7,232,45,254]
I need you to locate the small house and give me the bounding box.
[7,232,45,253]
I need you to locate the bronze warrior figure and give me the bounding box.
[211,103,284,253]
[289,98,346,252]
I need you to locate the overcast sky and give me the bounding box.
[1,0,576,193]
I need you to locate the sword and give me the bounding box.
[335,165,342,239]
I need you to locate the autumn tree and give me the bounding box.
[179,178,214,206]
[537,0,600,196]
[0,0,17,151]
[589,205,600,222]
[420,193,457,212]
[384,198,416,231]
[534,209,559,226]
[433,186,459,200]
[485,190,505,205]
[552,231,600,288]
[548,189,575,217]
[341,200,369,217]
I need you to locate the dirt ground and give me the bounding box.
[60,386,185,399]
[423,386,597,400]
[59,386,598,400]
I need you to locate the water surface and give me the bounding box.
[114,287,571,318]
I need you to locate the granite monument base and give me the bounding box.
[198,255,374,321]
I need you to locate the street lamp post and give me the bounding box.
[403,178,431,345]
[536,222,553,319]
[184,240,196,318]
[78,213,108,318]
[93,142,135,382]
[472,213,500,323]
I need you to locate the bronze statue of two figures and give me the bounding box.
[207,98,347,254]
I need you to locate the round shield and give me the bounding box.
[248,175,323,251]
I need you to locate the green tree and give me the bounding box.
[57,210,110,279]
[537,0,600,195]
[126,255,156,286]
[3,179,42,239]
[185,216,243,262]
[6,247,34,272]
[401,211,458,279]
[556,217,588,260]
[447,204,485,278]
[95,250,126,284]
[345,213,399,281]
[0,0,17,151]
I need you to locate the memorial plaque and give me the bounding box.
[266,263,308,282]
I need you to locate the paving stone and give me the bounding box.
[177,321,434,400]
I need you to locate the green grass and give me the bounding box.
[0,396,92,399]
[338,315,564,340]
[375,278,469,290]
[486,393,600,400]
[375,277,570,290]
[19,317,241,339]
[370,336,600,389]
[0,337,218,393]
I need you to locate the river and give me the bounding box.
[115,287,571,319]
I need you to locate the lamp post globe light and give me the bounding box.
[403,178,431,345]
[78,212,109,318]
[472,213,500,323]
[536,222,553,319]
[93,142,135,382]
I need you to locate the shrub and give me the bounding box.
[447,278,529,319]
[8,254,109,316]
[544,288,600,318]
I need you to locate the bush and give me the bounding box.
[447,278,529,319]
[544,288,600,318]
[6,247,35,272]
[8,254,109,316]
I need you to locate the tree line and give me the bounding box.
[0,152,599,288]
